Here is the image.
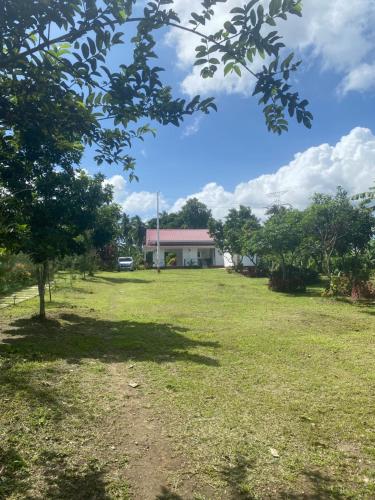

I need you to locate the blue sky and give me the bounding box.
[84,0,375,219]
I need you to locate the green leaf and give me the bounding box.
[82,43,89,59]
[224,62,234,76]
[269,0,282,16]
[88,37,96,55]
[194,58,208,66]
[118,9,127,21]
[281,52,294,69]
[230,7,244,14]
[250,9,257,26]
[224,21,237,34]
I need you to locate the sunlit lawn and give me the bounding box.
[0,269,374,499]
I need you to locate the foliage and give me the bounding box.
[1,166,113,317]
[322,275,352,298]
[247,188,375,294]
[88,203,122,271]
[251,207,304,279]
[177,198,212,229]
[268,265,306,293]
[303,187,374,278]
[208,205,260,269]
[0,253,35,295]
[352,180,375,208]
[148,198,212,229]
[0,0,312,151]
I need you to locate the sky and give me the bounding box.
[84,0,375,220]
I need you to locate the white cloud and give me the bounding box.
[122,191,168,214]
[182,116,203,137]
[104,174,167,216]
[105,128,375,220]
[338,63,375,95]
[170,127,375,219]
[165,0,375,97]
[104,174,127,203]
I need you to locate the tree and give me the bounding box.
[119,214,147,265]
[353,181,375,206]
[128,215,147,250]
[1,170,113,319]
[303,187,373,278]
[91,203,123,270]
[209,205,260,269]
[148,198,211,229]
[178,198,212,228]
[251,208,304,280]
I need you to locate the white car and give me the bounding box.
[118,257,134,271]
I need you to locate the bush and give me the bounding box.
[323,275,352,297]
[0,254,35,294]
[351,280,375,300]
[301,267,320,285]
[268,266,311,293]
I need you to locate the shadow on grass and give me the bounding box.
[91,275,153,284]
[0,446,29,498]
[0,448,110,500]
[332,296,375,316]
[280,470,346,499]
[284,285,325,299]
[220,456,347,500]
[0,313,220,367]
[220,455,256,499]
[36,451,109,500]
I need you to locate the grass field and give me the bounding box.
[0,269,374,499]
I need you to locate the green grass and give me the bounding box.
[0,270,374,499]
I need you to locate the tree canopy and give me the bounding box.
[208,205,260,268]
[1,0,312,180]
[148,198,212,229]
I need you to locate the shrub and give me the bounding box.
[351,280,375,300]
[268,265,316,293]
[323,274,352,297]
[301,267,320,285]
[0,254,35,294]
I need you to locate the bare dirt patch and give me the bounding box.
[106,362,212,500]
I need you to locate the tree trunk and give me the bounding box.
[324,252,331,279]
[280,256,286,281]
[37,261,48,320]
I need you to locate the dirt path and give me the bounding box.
[106,363,202,500]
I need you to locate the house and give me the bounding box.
[143,228,257,268]
[143,229,225,267]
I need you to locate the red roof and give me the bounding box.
[145,229,214,246]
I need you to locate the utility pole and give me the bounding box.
[156,191,160,273]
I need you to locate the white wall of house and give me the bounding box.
[183,247,198,265]
[224,253,257,268]
[215,249,225,267]
[144,246,226,267]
